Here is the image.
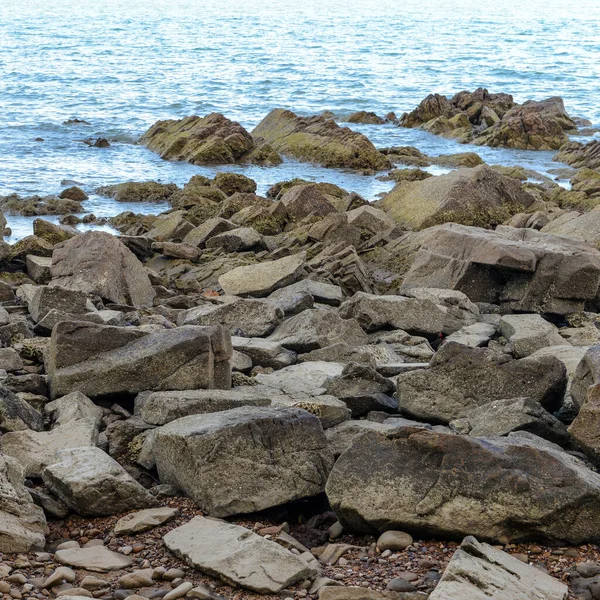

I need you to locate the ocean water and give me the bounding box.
[1,0,599,241]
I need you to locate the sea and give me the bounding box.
[1,0,599,241]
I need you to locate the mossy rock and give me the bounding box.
[212,172,257,196]
[385,168,432,182]
[0,194,82,216]
[96,181,179,203]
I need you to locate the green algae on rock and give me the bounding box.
[140,113,282,166]
[251,108,391,171]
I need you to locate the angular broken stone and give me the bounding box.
[163,516,317,593]
[55,545,134,572]
[114,507,178,535]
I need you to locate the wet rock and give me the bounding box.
[163,516,317,593]
[43,446,156,516]
[429,536,567,599]
[218,252,306,297]
[252,108,390,170]
[326,428,600,544]
[0,453,47,552]
[96,181,179,203]
[140,113,281,165]
[396,342,567,423]
[382,165,535,229]
[50,231,156,308]
[47,321,232,399]
[154,406,333,516]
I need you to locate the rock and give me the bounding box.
[219,252,306,297]
[346,111,385,124]
[33,219,78,244]
[178,298,283,337]
[42,446,156,516]
[499,314,566,357]
[400,93,459,128]
[327,428,600,544]
[104,416,154,457]
[96,181,178,203]
[569,384,600,463]
[47,321,232,399]
[554,139,600,170]
[24,284,89,323]
[324,363,397,417]
[571,344,600,409]
[382,165,535,229]
[117,569,155,589]
[269,309,368,352]
[230,336,296,369]
[319,587,420,600]
[270,279,344,307]
[29,487,70,519]
[50,231,156,308]
[377,531,413,552]
[543,206,600,245]
[279,185,338,220]
[453,397,569,445]
[140,113,280,165]
[308,213,362,248]
[346,205,397,235]
[255,361,345,395]
[429,536,568,599]
[45,391,103,427]
[163,516,317,593]
[182,217,237,248]
[0,453,47,552]
[55,545,133,572]
[134,387,272,425]
[26,255,53,283]
[205,226,266,252]
[154,406,333,516]
[270,394,350,429]
[396,342,567,423]
[401,224,600,315]
[0,386,43,432]
[146,210,194,242]
[0,348,23,373]
[444,322,496,347]
[164,582,193,600]
[151,241,200,261]
[0,417,99,477]
[212,172,257,196]
[251,108,390,170]
[114,507,178,535]
[339,292,446,338]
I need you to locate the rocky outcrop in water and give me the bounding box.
[400,88,577,150]
[554,139,600,170]
[251,108,391,170]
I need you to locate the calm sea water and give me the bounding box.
[1,0,599,240]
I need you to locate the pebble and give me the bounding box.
[0,582,11,593]
[80,577,108,591]
[376,531,413,552]
[386,578,417,593]
[576,562,600,578]
[56,541,80,551]
[8,574,27,584]
[43,566,76,588]
[163,582,193,600]
[152,567,166,580]
[120,546,133,556]
[84,540,105,548]
[163,569,185,582]
[328,521,344,540]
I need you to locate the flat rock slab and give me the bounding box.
[114,507,179,535]
[163,516,316,593]
[55,546,134,572]
[430,536,567,600]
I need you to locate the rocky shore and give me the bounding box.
[1,92,600,600]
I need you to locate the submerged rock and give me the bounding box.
[251,108,390,170]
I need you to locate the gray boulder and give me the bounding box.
[255,361,345,395]
[396,342,567,423]
[338,292,446,338]
[163,516,317,593]
[47,321,232,399]
[0,453,47,552]
[154,406,333,517]
[571,344,600,409]
[429,536,567,600]
[45,391,103,428]
[0,348,24,372]
[178,298,283,337]
[42,446,156,516]
[50,231,156,308]
[326,428,600,543]
[0,386,44,432]
[230,336,296,369]
[499,314,566,358]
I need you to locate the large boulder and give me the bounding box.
[326,428,600,543]
[251,108,390,170]
[568,384,600,463]
[163,516,316,593]
[96,181,179,203]
[50,231,155,308]
[401,224,600,315]
[429,536,568,600]
[154,406,334,517]
[47,321,232,399]
[381,165,535,229]
[42,446,156,516]
[499,314,566,357]
[218,253,306,297]
[570,344,600,410]
[140,113,281,165]
[396,342,567,423]
[0,453,47,552]
[554,139,600,170]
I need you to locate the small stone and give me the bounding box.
[56,541,80,551]
[576,561,600,578]
[376,531,413,552]
[0,582,11,593]
[152,567,166,580]
[386,578,417,593]
[80,577,108,591]
[7,575,27,584]
[328,522,343,540]
[43,567,76,588]
[162,569,185,582]
[162,582,193,600]
[120,546,133,556]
